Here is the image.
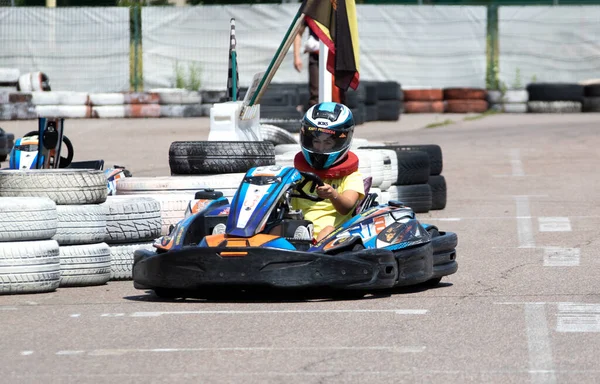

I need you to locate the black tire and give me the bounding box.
[526,83,584,103]
[376,81,402,101]
[391,183,432,213]
[359,148,430,185]
[376,100,402,121]
[363,82,379,105]
[365,105,378,122]
[169,141,275,175]
[583,97,600,112]
[427,175,447,210]
[584,84,600,98]
[383,144,443,176]
[351,105,366,126]
[346,85,367,108]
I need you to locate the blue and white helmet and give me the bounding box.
[300,102,355,170]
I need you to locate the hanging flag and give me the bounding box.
[227,18,239,101]
[302,0,360,91]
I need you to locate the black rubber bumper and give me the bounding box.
[132,246,398,292]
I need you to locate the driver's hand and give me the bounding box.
[316,183,338,200]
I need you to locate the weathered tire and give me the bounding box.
[443,88,487,100]
[58,243,111,287]
[527,101,582,113]
[387,184,432,213]
[445,99,488,113]
[101,196,162,244]
[169,141,275,175]
[0,169,107,205]
[428,175,447,210]
[403,89,444,102]
[0,240,60,294]
[527,83,584,103]
[0,197,58,242]
[404,101,445,114]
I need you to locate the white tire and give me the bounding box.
[101,196,162,244]
[52,204,108,245]
[0,197,57,242]
[0,240,60,294]
[109,242,155,281]
[58,242,111,287]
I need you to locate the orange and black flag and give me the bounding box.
[301,0,360,91]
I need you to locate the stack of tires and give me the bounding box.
[375,81,403,121]
[346,84,367,125]
[487,89,529,113]
[443,88,488,113]
[358,144,446,213]
[362,82,379,122]
[0,169,111,294]
[100,196,161,281]
[403,89,445,113]
[238,83,304,133]
[582,82,600,112]
[526,83,583,113]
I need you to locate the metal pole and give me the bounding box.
[318,41,332,103]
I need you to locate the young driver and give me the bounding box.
[291,102,365,242]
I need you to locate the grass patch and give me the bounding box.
[463,109,500,122]
[425,119,455,129]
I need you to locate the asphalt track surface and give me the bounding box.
[1,113,599,383]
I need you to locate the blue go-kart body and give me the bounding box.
[132,165,458,298]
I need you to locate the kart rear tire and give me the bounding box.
[420,277,442,287]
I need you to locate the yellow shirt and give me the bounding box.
[291,171,365,237]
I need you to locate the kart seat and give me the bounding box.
[355,176,378,215]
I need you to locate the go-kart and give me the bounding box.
[6,117,131,195]
[132,164,458,298]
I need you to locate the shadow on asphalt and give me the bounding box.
[122,282,453,304]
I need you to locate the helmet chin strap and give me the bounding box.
[294,151,359,179]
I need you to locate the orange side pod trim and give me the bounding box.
[204,234,281,257]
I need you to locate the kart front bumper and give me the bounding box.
[132,246,398,292]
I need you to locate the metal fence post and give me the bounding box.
[132,5,142,92]
[486,4,499,90]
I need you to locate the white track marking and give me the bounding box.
[538,217,571,232]
[0,307,17,311]
[20,351,33,356]
[123,309,428,317]
[543,247,580,267]
[515,196,536,248]
[51,346,425,357]
[70,314,81,318]
[556,303,600,332]
[525,303,557,384]
[510,149,525,177]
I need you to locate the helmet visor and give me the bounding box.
[300,125,353,154]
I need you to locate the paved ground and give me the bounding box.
[1,112,599,383]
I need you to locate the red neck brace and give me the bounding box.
[294,151,359,179]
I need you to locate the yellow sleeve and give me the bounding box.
[340,171,365,200]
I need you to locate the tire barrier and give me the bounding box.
[487,89,528,113]
[403,89,445,113]
[0,90,208,120]
[2,81,599,121]
[443,88,489,113]
[358,143,447,212]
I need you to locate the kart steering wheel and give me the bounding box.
[290,171,325,202]
[25,130,74,168]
